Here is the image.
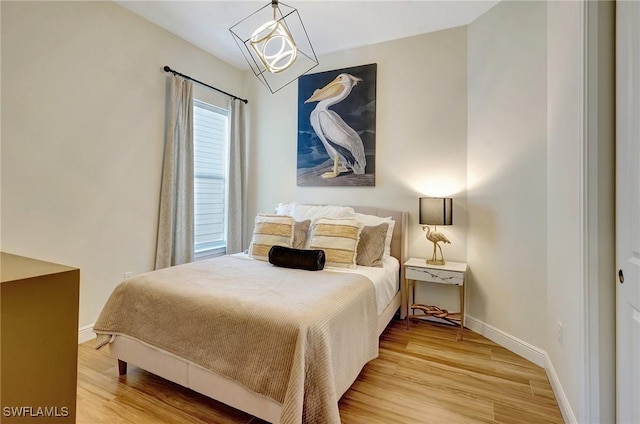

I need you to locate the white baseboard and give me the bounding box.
[78,323,95,344]
[465,315,545,367]
[544,352,578,424]
[465,315,577,422]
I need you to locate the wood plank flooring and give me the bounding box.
[77,319,564,423]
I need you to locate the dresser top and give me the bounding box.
[404,257,468,273]
[1,252,78,283]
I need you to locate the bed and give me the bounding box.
[93,206,408,424]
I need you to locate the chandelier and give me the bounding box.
[230,0,318,93]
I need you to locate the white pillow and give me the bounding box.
[309,218,363,268]
[353,213,395,258]
[291,204,355,221]
[274,202,294,215]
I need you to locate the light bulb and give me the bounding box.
[250,20,297,73]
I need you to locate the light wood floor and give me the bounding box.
[77,319,564,424]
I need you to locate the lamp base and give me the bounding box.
[426,259,446,266]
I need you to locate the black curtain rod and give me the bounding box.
[163,65,248,104]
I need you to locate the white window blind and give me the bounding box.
[193,99,229,259]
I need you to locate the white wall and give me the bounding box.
[246,27,469,275]
[545,2,583,419]
[0,1,244,329]
[467,1,548,348]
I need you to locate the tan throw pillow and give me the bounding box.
[249,214,295,261]
[292,220,311,249]
[309,218,363,268]
[356,223,389,267]
[353,213,395,258]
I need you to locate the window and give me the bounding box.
[193,99,229,259]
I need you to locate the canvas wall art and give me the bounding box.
[297,63,377,186]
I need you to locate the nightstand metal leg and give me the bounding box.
[412,280,416,316]
[458,284,465,340]
[405,279,412,330]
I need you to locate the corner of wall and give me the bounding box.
[78,324,96,344]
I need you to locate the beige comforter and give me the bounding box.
[93,255,378,424]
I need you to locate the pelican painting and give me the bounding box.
[297,63,377,186]
[305,73,366,179]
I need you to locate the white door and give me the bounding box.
[616,2,640,423]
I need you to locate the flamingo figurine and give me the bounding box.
[423,225,450,265]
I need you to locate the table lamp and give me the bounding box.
[419,197,453,265]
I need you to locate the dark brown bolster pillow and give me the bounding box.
[268,246,325,271]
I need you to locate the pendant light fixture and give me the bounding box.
[230,0,318,93]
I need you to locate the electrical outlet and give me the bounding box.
[556,321,563,345]
[124,272,134,280]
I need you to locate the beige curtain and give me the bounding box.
[226,99,248,254]
[155,76,194,269]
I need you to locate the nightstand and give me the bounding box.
[403,258,468,339]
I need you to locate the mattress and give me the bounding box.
[229,252,399,315]
[316,254,400,315]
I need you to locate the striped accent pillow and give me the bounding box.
[309,218,363,268]
[249,214,295,261]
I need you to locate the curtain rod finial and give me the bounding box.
[163,66,172,72]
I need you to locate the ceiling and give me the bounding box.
[116,1,499,70]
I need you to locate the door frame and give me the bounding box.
[581,0,616,422]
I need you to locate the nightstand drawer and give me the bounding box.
[406,266,464,286]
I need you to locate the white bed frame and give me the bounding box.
[109,207,408,423]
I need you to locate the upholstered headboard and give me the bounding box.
[273,203,408,266]
[352,206,409,266]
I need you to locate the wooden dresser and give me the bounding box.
[1,252,79,423]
